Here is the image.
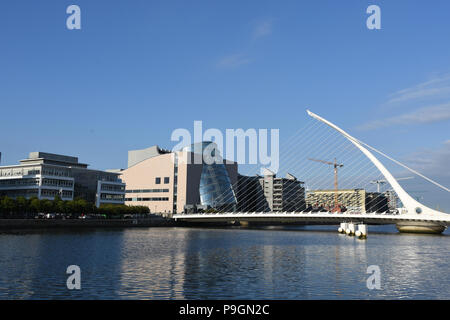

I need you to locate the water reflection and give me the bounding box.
[116,228,189,299]
[0,226,448,299]
[0,229,126,299]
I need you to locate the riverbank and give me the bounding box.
[0,217,175,229]
[0,218,345,231]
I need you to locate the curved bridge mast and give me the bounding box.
[306,110,448,233]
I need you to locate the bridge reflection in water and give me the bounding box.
[174,211,450,234]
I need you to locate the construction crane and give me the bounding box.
[308,158,344,212]
[370,177,414,193]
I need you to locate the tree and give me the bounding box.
[0,195,147,220]
[1,196,15,218]
[29,197,41,214]
[73,199,88,215]
[40,199,53,213]
[55,199,66,214]
[65,201,76,217]
[15,196,29,218]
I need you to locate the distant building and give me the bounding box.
[365,192,389,213]
[384,190,399,211]
[0,152,125,207]
[259,169,306,212]
[119,142,238,216]
[305,189,388,213]
[236,174,270,212]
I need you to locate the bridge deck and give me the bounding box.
[173,212,450,226]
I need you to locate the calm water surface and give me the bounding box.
[0,225,449,299]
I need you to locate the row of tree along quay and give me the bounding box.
[0,195,150,219]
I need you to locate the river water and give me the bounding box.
[0,225,448,299]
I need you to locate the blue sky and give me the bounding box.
[1,1,449,209]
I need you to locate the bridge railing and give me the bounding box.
[174,210,400,216]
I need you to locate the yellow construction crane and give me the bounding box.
[308,158,344,212]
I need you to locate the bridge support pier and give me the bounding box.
[396,222,446,234]
[345,223,356,236]
[355,224,368,239]
[338,222,348,233]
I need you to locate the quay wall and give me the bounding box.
[0,218,176,229]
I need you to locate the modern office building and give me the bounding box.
[366,191,389,213]
[236,174,270,212]
[258,169,306,212]
[305,189,388,213]
[0,152,125,207]
[120,142,238,215]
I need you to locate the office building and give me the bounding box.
[366,191,389,213]
[236,174,270,212]
[0,152,125,207]
[258,169,306,212]
[305,189,388,213]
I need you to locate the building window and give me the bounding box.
[155,177,161,184]
[125,197,169,202]
[164,177,170,184]
[125,189,169,193]
[100,193,125,201]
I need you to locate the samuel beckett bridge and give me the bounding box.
[173,110,450,237]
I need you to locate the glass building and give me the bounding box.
[183,142,237,211]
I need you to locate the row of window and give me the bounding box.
[42,178,74,188]
[125,197,169,202]
[0,168,73,178]
[155,177,170,184]
[41,189,73,198]
[101,184,125,192]
[125,188,169,193]
[0,189,39,197]
[99,175,122,182]
[42,168,71,177]
[100,193,125,201]
[0,178,40,186]
[173,154,178,213]
[0,168,41,177]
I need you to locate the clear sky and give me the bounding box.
[1,1,449,209]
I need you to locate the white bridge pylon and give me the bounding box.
[306,109,449,218]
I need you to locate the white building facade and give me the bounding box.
[0,152,125,207]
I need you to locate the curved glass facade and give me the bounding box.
[199,162,236,210]
[184,142,237,211]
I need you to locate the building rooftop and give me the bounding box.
[18,152,89,168]
[127,145,171,168]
